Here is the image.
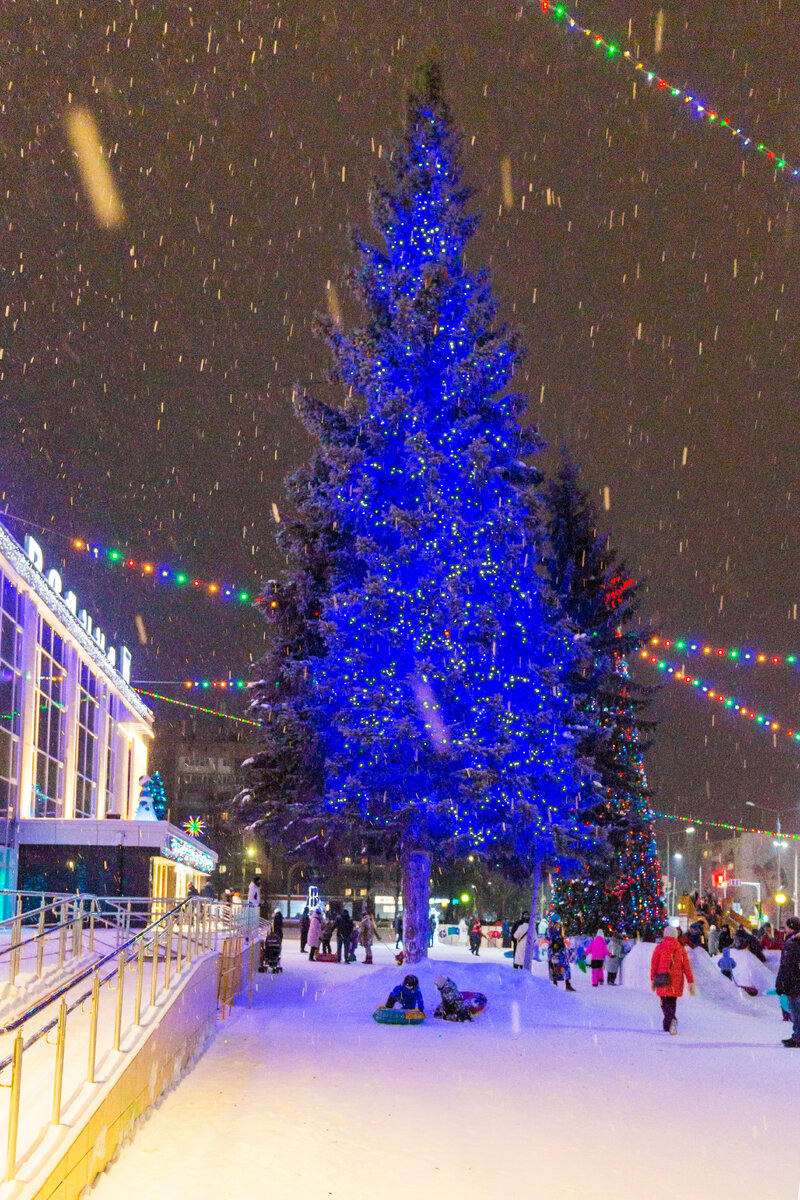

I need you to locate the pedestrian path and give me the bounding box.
[91,941,800,1200]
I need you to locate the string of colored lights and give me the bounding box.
[649,637,800,667]
[639,651,800,745]
[68,540,255,603]
[535,1,799,178]
[655,810,800,843]
[0,514,258,605]
[133,679,250,690]
[134,689,260,727]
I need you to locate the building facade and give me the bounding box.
[0,524,216,903]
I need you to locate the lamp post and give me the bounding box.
[745,801,798,916]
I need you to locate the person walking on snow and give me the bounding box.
[606,933,624,985]
[586,929,609,987]
[337,908,354,962]
[428,912,437,948]
[469,916,483,956]
[358,910,379,963]
[511,911,529,957]
[707,923,720,956]
[299,906,310,954]
[307,909,323,962]
[394,913,404,949]
[548,930,576,991]
[513,915,529,969]
[775,915,800,1048]
[650,924,696,1035]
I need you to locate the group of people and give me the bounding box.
[384,973,476,1022]
[300,905,380,963]
[393,912,438,949]
[507,915,625,992]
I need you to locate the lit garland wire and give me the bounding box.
[0,514,258,605]
[535,1,799,178]
[134,688,260,727]
[649,636,799,667]
[70,540,255,603]
[133,679,249,690]
[655,810,800,843]
[638,651,800,745]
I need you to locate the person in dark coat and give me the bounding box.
[272,909,284,941]
[775,916,800,1047]
[433,975,472,1021]
[299,906,310,954]
[337,908,354,962]
[394,913,404,948]
[718,924,733,951]
[469,916,482,956]
[428,913,437,948]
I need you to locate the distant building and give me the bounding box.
[0,525,216,905]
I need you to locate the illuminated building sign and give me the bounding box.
[23,535,132,682]
[161,834,215,874]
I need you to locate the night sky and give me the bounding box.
[2,0,800,833]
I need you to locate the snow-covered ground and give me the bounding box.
[89,937,800,1200]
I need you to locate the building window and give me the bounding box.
[0,575,22,820]
[34,619,67,818]
[75,662,99,818]
[104,695,118,815]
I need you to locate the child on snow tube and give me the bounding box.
[433,975,472,1022]
[385,974,425,1013]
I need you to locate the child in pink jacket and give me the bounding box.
[586,929,609,987]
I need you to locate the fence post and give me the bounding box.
[51,998,67,1125]
[36,908,46,978]
[150,924,160,1008]
[88,898,96,954]
[87,970,100,1082]
[58,902,68,969]
[113,950,125,1051]
[9,913,22,986]
[5,1030,22,1181]
[164,916,173,991]
[186,904,194,966]
[175,909,184,977]
[134,938,145,1026]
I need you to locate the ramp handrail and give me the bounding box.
[0,895,229,1182]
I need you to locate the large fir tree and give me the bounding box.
[545,455,665,935]
[242,68,600,962]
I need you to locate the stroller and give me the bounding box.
[259,931,283,974]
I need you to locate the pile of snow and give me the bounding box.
[615,940,656,990]
[724,947,777,992]
[617,940,779,1019]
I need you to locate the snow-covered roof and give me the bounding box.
[0,521,152,725]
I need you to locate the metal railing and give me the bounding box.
[0,892,261,997]
[0,895,235,1182]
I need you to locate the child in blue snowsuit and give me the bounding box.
[385,974,425,1012]
[718,946,737,981]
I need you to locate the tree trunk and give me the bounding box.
[523,855,542,972]
[401,846,431,965]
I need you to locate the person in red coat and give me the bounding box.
[650,925,696,1035]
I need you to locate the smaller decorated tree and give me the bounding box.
[545,454,665,936]
[137,772,168,821]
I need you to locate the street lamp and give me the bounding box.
[746,801,799,911]
[776,891,788,930]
